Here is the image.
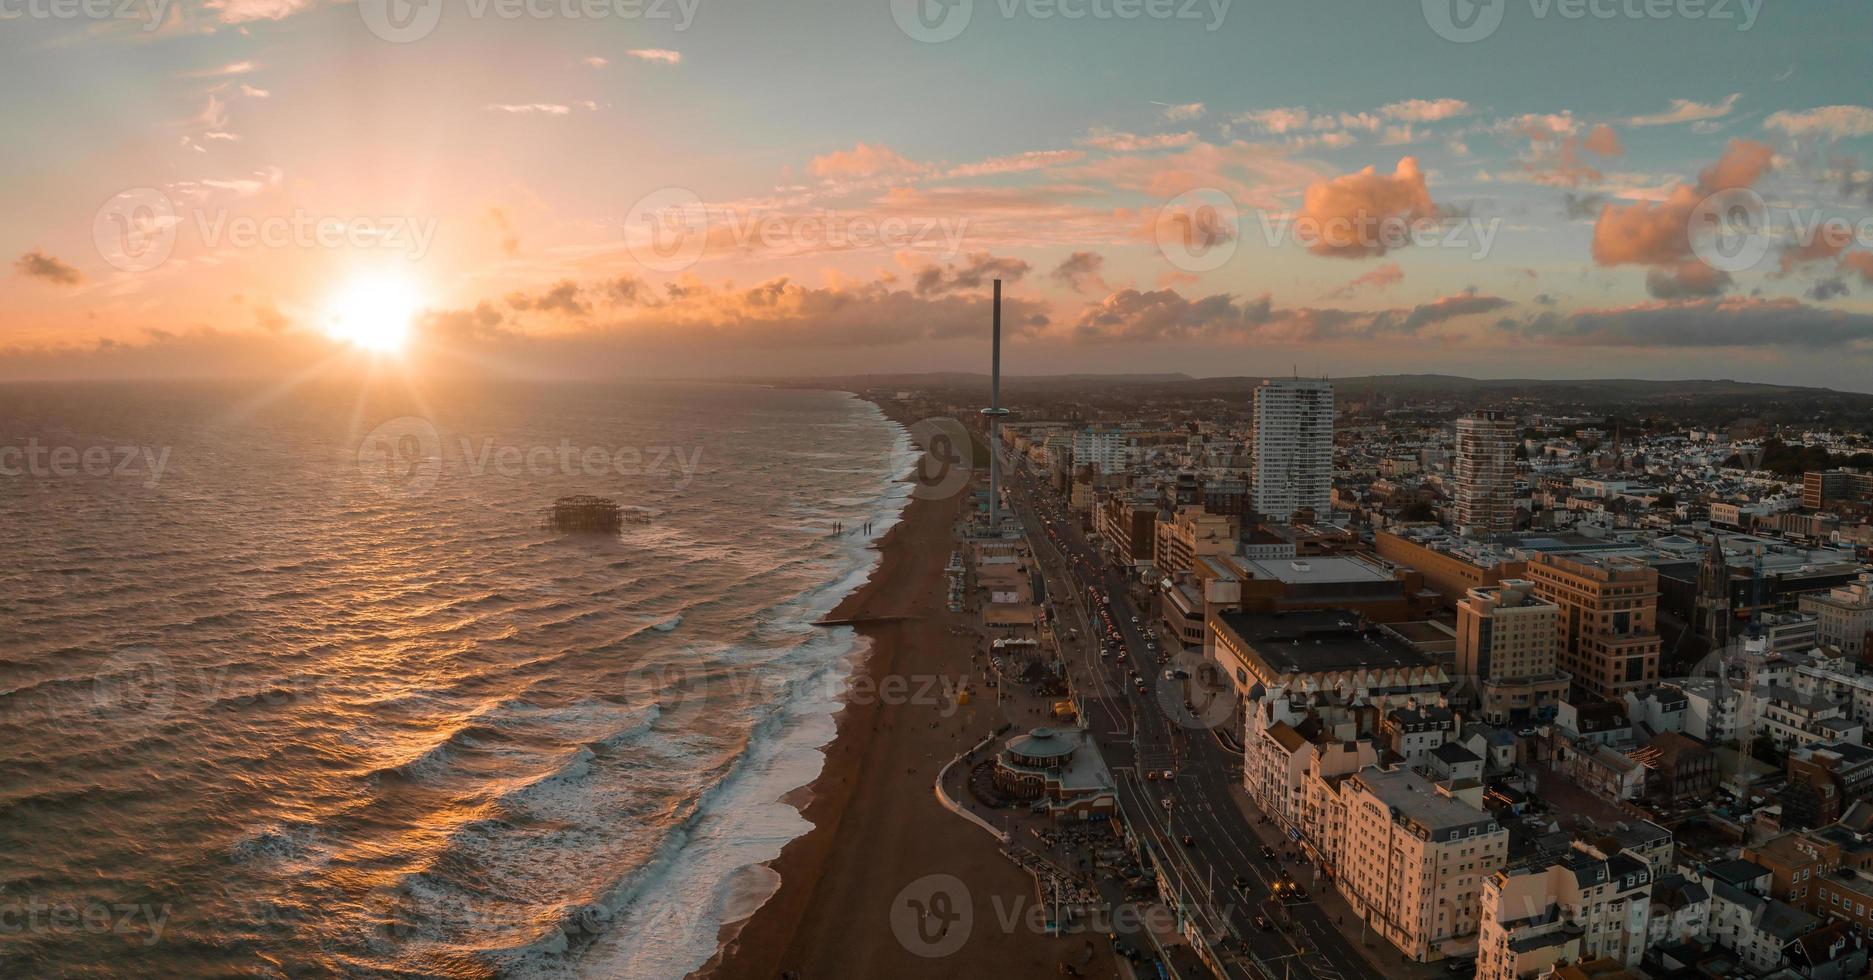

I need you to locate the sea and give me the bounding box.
[0,379,916,979]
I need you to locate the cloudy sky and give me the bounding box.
[7,0,1873,387]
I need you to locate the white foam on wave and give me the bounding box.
[565,396,916,980]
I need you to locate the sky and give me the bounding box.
[7,0,1873,388]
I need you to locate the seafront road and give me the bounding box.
[1003,453,1449,980]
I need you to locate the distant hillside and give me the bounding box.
[754,372,1194,389]
[757,371,1842,401]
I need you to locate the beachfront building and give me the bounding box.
[1240,686,1379,842]
[1209,609,1449,709]
[1336,767,1508,961]
[1524,553,1662,700]
[1380,703,1456,767]
[1152,505,1238,579]
[1252,378,1333,523]
[1095,491,1157,568]
[1456,580,1570,725]
[1475,843,1655,980]
[992,727,1117,820]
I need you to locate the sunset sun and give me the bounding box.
[322,275,423,354]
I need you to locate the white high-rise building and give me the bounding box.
[1072,425,1130,475]
[1251,378,1333,522]
[1454,410,1517,536]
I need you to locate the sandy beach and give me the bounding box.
[700,403,1104,980]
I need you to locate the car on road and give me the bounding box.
[1444,958,1477,975]
[1260,845,1277,859]
[1254,915,1272,931]
[1181,835,1195,847]
[1232,874,1250,891]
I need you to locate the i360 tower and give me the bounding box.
[981,279,1009,528]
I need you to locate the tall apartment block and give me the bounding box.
[1525,554,1662,700]
[1454,410,1517,536]
[1456,579,1571,724]
[1252,378,1333,523]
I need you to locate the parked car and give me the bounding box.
[1260,845,1277,859]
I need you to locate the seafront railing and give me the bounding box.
[934,731,1013,844]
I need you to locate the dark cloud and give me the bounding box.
[913,252,1031,296]
[1808,277,1851,302]
[1069,287,1508,343]
[1050,251,1107,293]
[507,280,589,317]
[1562,192,1607,221]
[605,275,649,305]
[14,248,82,286]
[1502,298,1873,348]
[1645,263,1733,299]
[426,302,514,342]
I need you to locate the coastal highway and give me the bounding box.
[1002,455,1384,980]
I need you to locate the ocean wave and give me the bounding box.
[228,819,322,865]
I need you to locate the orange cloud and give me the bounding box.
[1590,139,1777,296]
[1584,124,1624,157]
[1297,157,1436,259]
[1842,252,1873,285]
[1698,139,1776,191]
[808,143,922,180]
[1326,262,1404,299]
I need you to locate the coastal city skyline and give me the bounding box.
[14,4,1873,980]
[6,4,1873,386]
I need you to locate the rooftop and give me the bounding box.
[1215,610,1432,675]
[1237,555,1394,586]
[1353,767,1498,835]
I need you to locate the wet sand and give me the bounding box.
[700,406,1104,980]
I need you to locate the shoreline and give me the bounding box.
[693,395,951,979]
[698,395,1103,980]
